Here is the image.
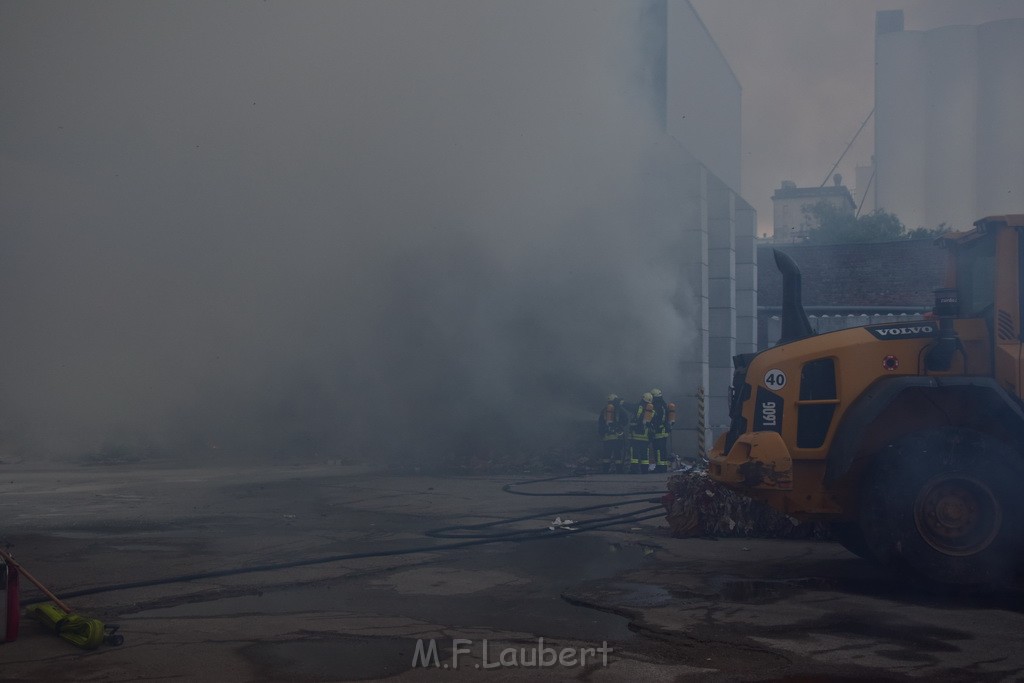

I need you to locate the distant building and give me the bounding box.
[874,10,1024,231]
[770,175,856,243]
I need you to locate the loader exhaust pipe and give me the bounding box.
[925,288,961,372]
[773,249,815,344]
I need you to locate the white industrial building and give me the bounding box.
[644,1,757,446]
[870,10,1024,231]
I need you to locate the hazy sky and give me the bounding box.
[691,0,1024,235]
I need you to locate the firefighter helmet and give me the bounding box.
[607,393,618,402]
[642,392,653,403]
[651,388,663,398]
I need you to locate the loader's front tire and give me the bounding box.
[859,428,1023,586]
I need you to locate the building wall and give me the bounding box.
[670,159,754,450]
[925,25,977,224]
[976,20,1024,217]
[735,203,758,356]
[773,199,799,237]
[875,15,1024,231]
[674,154,711,454]
[707,175,735,441]
[640,1,753,450]
[665,0,742,194]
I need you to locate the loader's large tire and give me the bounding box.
[859,427,1024,586]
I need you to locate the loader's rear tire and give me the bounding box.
[859,427,1023,586]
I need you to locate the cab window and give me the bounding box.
[956,236,995,318]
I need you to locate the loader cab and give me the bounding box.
[952,229,995,321]
[948,214,1024,398]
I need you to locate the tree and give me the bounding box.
[906,222,951,240]
[801,201,907,244]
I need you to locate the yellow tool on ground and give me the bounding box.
[0,548,122,649]
[28,602,117,649]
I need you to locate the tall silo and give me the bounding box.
[924,25,976,230]
[875,14,928,230]
[976,19,1024,218]
[875,12,1024,230]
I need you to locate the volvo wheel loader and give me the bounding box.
[708,214,1024,586]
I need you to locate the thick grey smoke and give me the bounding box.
[0,1,694,463]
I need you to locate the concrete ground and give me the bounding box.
[1,462,1023,682]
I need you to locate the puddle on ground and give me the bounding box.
[134,535,647,641]
[710,576,802,604]
[602,582,674,609]
[707,575,872,604]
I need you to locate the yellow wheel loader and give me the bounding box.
[708,214,1024,586]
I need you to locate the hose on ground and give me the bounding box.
[19,474,668,605]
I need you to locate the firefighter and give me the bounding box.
[649,388,675,473]
[629,392,655,473]
[597,394,628,473]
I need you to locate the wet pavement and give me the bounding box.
[2,463,1023,681]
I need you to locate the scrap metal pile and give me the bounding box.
[662,469,831,540]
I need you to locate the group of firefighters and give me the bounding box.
[597,389,675,473]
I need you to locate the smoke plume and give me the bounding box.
[0,1,695,463]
